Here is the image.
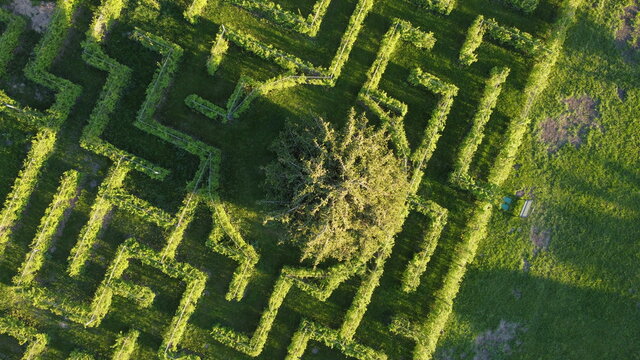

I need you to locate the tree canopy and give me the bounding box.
[264,111,410,266]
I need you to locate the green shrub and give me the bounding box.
[0,130,58,255]
[13,170,80,286]
[401,198,448,293]
[450,66,510,185]
[228,0,332,36]
[411,0,456,15]
[0,9,26,78]
[459,15,485,65]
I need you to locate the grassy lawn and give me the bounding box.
[0,0,636,358]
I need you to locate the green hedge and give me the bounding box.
[407,68,458,174]
[359,19,434,158]
[502,0,539,14]
[13,170,80,286]
[401,198,448,293]
[0,129,58,256]
[184,0,208,23]
[450,66,510,185]
[208,197,259,301]
[207,28,229,75]
[112,330,139,360]
[287,320,387,360]
[411,0,455,15]
[160,192,201,260]
[0,316,48,359]
[228,0,332,36]
[459,16,547,66]
[67,164,129,277]
[211,277,293,356]
[0,9,26,78]
[24,0,82,125]
[107,189,175,229]
[88,0,127,41]
[110,279,156,308]
[327,0,374,81]
[459,15,485,65]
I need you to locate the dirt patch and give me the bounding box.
[8,0,56,33]
[617,87,627,101]
[616,3,640,62]
[539,95,601,153]
[530,227,551,255]
[473,320,526,360]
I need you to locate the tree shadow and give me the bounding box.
[438,267,640,359]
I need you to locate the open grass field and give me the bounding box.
[0,0,636,358]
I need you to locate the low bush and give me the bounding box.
[0,10,26,78]
[450,66,510,185]
[401,198,448,293]
[13,170,80,286]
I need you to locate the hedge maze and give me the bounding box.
[0,0,582,358]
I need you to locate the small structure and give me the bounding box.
[500,196,513,211]
[519,199,533,218]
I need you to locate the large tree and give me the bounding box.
[264,111,410,266]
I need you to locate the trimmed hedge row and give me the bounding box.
[68,351,94,360]
[458,15,485,66]
[207,29,229,75]
[185,94,226,120]
[450,66,510,186]
[401,198,448,293]
[211,277,293,357]
[131,29,184,124]
[81,41,166,178]
[286,319,387,360]
[107,189,175,229]
[160,191,201,260]
[112,330,140,360]
[13,170,80,286]
[502,0,539,13]
[225,28,322,75]
[131,30,222,165]
[327,0,374,81]
[358,19,434,158]
[407,68,458,184]
[0,129,58,256]
[0,316,48,359]
[339,244,392,340]
[0,9,26,78]
[410,204,492,360]
[229,0,332,36]
[67,163,129,277]
[208,197,259,301]
[110,279,156,308]
[88,0,127,41]
[459,15,548,66]
[24,0,82,125]
[485,18,546,56]
[184,0,207,23]
[410,0,455,15]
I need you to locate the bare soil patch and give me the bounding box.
[530,227,551,256]
[473,320,526,360]
[539,95,601,153]
[8,0,55,33]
